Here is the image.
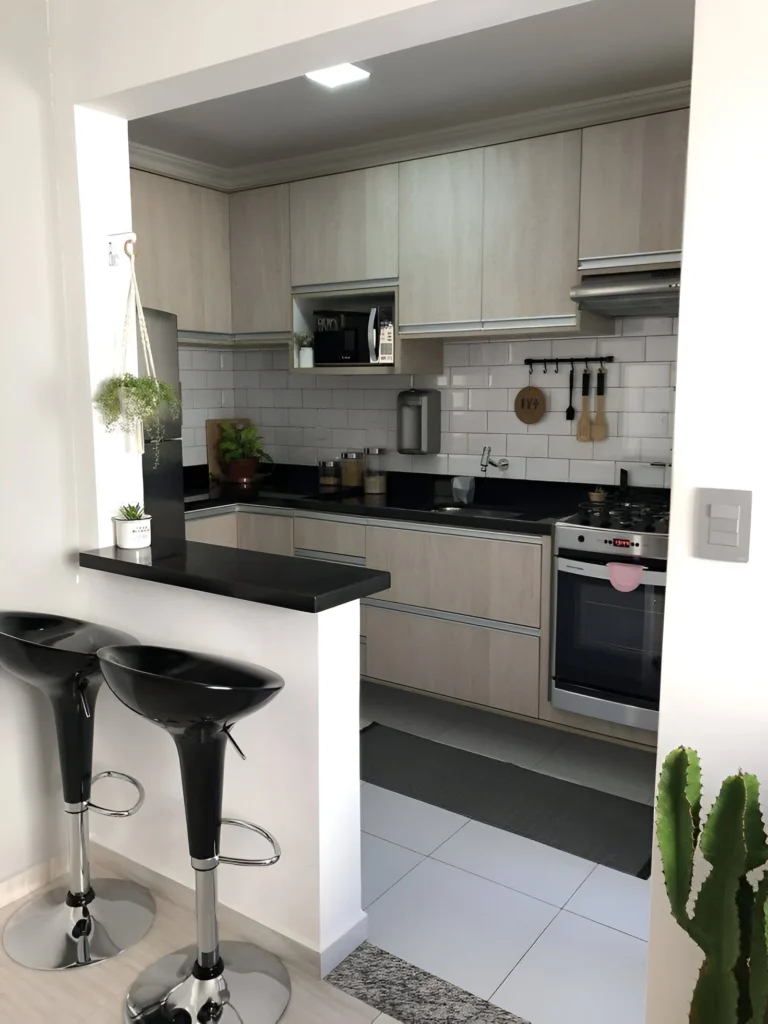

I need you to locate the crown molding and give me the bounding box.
[130,81,691,194]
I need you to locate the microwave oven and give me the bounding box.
[313,307,395,366]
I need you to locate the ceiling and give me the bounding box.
[129,0,694,170]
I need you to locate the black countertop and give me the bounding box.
[184,472,588,536]
[79,541,391,613]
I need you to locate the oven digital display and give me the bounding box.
[613,538,631,547]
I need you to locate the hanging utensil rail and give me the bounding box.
[524,356,614,374]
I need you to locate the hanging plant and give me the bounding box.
[93,238,180,469]
[94,373,180,468]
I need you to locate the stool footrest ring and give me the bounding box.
[90,770,145,817]
[219,818,281,866]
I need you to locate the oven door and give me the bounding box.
[552,555,665,731]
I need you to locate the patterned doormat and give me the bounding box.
[327,942,529,1024]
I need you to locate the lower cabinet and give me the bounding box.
[237,511,294,555]
[293,516,366,558]
[185,513,239,548]
[365,605,540,719]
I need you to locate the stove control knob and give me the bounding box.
[578,535,585,543]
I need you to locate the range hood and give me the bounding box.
[571,269,680,317]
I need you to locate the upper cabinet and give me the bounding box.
[289,165,398,287]
[229,184,291,335]
[482,131,581,325]
[130,170,232,333]
[398,150,484,331]
[579,109,689,268]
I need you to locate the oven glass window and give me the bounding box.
[555,570,664,707]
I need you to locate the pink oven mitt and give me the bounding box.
[607,562,646,593]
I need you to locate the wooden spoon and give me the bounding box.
[591,368,608,441]
[577,369,592,442]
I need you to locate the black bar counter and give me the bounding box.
[79,541,391,614]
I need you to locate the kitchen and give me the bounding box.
[112,4,689,1018]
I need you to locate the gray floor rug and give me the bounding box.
[327,942,528,1024]
[361,724,653,877]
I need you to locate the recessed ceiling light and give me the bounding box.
[304,63,370,89]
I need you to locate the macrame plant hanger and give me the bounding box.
[121,238,157,455]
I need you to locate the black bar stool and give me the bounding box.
[0,613,155,971]
[98,644,291,1024]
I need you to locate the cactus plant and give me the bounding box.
[657,747,768,1023]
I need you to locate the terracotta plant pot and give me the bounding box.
[222,457,259,483]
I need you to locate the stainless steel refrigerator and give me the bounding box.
[138,308,185,546]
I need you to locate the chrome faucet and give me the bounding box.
[480,446,509,475]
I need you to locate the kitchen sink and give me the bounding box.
[432,505,524,520]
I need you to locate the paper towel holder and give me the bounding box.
[397,389,441,454]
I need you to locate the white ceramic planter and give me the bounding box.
[113,516,152,550]
[298,347,314,369]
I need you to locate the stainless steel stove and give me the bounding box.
[551,497,669,733]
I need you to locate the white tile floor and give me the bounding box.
[359,682,655,1023]
[361,784,651,1024]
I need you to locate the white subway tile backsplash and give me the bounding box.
[441,432,469,454]
[469,389,508,411]
[176,318,679,471]
[568,460,616,485]
[488,456,526,480]
[506,434,548,458]
[526,458,569,481]
[451,366,489,388]
[450,411,487,432]
[466,434,506,455]
[622,316,674,337]
[619,412,669,437]
[548,436,594,460]
[621,363,671,388]
[645,335,678,361]
[443,343,470,366]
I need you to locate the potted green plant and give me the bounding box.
[113,503,152,550]
[294,331,314,369]
[94,373,180,469]
[218,422,271,483]
[656,746,768,1022]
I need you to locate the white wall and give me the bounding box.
[645,0,768,1020]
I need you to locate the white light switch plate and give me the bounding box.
[694,488,752,562]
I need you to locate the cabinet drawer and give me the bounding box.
[237,512,294,555]
[185,513,238,548]
[366,526,541,627]
[294,517,365,558]
[366,607,539,718]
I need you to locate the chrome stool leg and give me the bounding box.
[124,823,290,1023]
[3,775,155,971]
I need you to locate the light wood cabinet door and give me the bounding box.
[293,516,365,558]
[185,513,238,547]
[482,132,581,320]
[366,526,541,627]
[398,150,483,328]
[229,185,291,334]
[130,169,232,332]
[579,109,689,262]
[237,512,294,555]
[289,165,398,286]
[366,606,539,718]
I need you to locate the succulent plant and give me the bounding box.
[657,747,768,1023]
[117,503,147,520]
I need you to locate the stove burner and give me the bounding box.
[576,497,670,533]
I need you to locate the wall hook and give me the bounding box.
[543,361,548,374]
[554,359,559,373]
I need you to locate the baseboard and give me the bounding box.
[91,843,323,976]
[320,912,369,977]
[0,850,67,910]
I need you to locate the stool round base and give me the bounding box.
[2,879,155,971]
[124,940,291,1023]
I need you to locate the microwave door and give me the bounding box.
[367,307,378,364]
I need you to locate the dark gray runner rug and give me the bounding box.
[361,724,653,878]
[328,942,528,1024]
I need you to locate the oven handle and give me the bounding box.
[557,558,666,587]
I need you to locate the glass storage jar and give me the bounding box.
[340,451,365,490]
[318,459,341,490]
[364,448,387,495]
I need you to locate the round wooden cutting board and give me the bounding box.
[514,386,547,424]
